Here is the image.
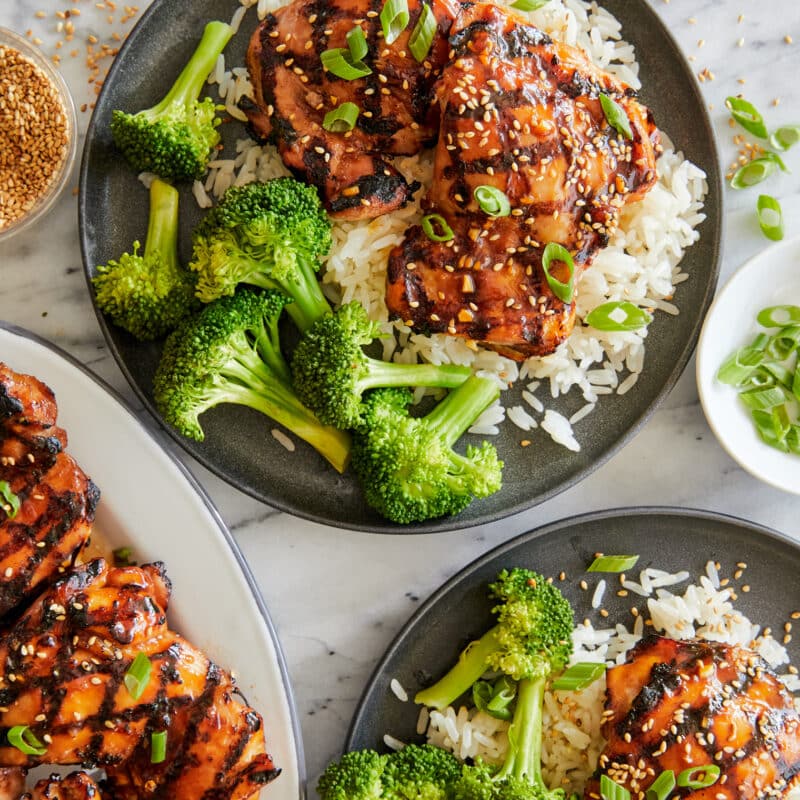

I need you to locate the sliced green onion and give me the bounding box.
[474,185,511,217]
[730,153,785,189]
[323,102,360,133]
[767,326,800,360]
[541,242,575,304]
[770,126,800,152]
[112,546,136,566]
[381,0,410,44]
[124,652,153,700]
[408,3,436,62]
[725,96,768,139]
[473,675,516,721]
[757,194,784,241]
[601,774,631,800]
[421,213,454,242]
[7,725,46,757]
[346,26,369,62]
[677,765,720,790]
[587,554,639,572]
[599,93,632,140]
[0,481,20,519]
[717,345,766,385]
[585,301,652,332]
[551,662,606,691]
[151,730,167,764]
[321,48,371,80]
[758,306,800,327]
[510,0,551,10]
[646,771,675,800]
[739,386,786,410]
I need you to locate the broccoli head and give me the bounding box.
[317,749,387,800]
[92,177,197,340]
[350,376,503,523]
[189,177,333,332]
[111,21,233,181]
[382,744,462,800]
[153,287,350,472]
[291,301,473,429]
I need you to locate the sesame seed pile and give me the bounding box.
[0,44,69,230]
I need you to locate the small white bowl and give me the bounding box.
[696,236,800,495]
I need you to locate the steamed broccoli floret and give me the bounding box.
[415,569,574,800]
[291,301,473,429]
[452,763,542,800]
[317,749,387,800]
[349,376,503,523]
[92,177,197,340]
[153,287,350,472]
[110,21,233,180]
[190,178,333,332]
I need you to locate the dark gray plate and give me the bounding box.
[79,1,722,533]
[346,508,800,752]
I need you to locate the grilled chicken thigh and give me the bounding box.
[24,772,103,800]
[386,3,659,359]
[244,0,461,219]
[0,559,279,800]
[591,635,800,800]
[0,364,99,618]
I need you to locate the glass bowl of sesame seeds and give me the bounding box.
[0,26,77,243]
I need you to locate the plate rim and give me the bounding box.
[344,505,790,750]
[78,0,724,534]
[0,320,307,799]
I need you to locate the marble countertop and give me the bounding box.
[1,0,800,789]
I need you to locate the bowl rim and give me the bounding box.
[0,26,78,243]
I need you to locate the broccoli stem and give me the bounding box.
[493,676,545,784]
[425,375,500,447]
[357,359,472,394]
[144,178,180,271]
[148,21,233,117]
[221,338,350,472]
[414,627,500,710]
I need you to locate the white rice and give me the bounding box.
[416,561,798,796]
[199,0,707,453]
[270,428,295,451]
[391,678,409,702]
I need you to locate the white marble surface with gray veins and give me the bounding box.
[1,0,799,789]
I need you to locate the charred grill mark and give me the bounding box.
[449,19,552,57]
[328,170,418,213]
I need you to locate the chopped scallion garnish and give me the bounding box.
[770,125,800,152]
[587,554,639,572]
[124,652,153,700]
[321,48,371,80]
[585,301,652,332]
[0,481,20,520]
[756,194,784,241]
[7,725,46,757]
[346,26,369,62]
[725,96,768,139]
[381,0,410,44]
[409,3,436,62]
[510,0,551,10]
[677,765,720,790]
[323,102,360,133]
[150,730,167,764]
[551,662,606,691]
[646,770,675,800]
[473,675,516,721]
[599,93,632,140]
[601,774,631,800]
[421,213,454,242]
[757,306,800,327]
[474,185,511,217]
[112,546,136,566]
[541,242,575,303]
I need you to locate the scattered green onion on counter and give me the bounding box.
[474,185,511,217]
[730,152,787,189]
[7,725,47,757]
[601,774,631,800]
[323,102,360,132]
[599,93,632,140]
[585,301,653,332]
[725,96,768,139]
[551,662,606,691]
[0,480,20,519]
[717,305,800,454]
[409,3,436,62]
[124,651,153,700]
[381,0,410,44]
[646,771,676,800]
[756,194,784,241]
[770,125,800,152]
[677,765,720,790]
[541,242,575,303]
[421,213,454,242]
[587,554,639,572]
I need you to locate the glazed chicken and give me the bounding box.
[0,558,279,799]
[243,0,462,219]
[386,3,660,359]
[0,363,99,618]
[590,635,800,800]
[24,772,103,800]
